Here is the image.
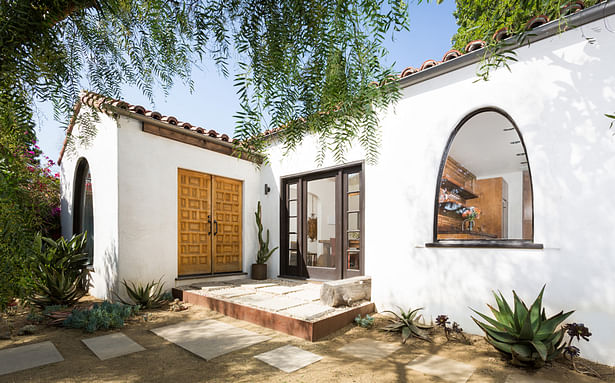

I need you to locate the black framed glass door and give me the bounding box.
[280,162,364,280]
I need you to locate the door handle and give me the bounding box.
[208,215,212,235]
[214,220,218,236]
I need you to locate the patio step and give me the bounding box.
[172,279,374,341]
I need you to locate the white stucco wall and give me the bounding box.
[116,118,262,294]
[264,14,615,364]
[60,109,119,300]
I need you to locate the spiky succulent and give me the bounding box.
[381,307,433,344]
[471,286,574,368]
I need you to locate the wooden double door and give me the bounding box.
[178,169,242,276]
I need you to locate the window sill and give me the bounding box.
[425,240,543,249]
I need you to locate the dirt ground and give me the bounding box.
[1,299,613,383]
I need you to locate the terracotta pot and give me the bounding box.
[251,263,267,280]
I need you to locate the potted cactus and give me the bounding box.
[252,201,278,280]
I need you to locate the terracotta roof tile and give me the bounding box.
[420,59,439,70]
[442,49,462,62]
[493,27,511,42]
[526,15,550,30]
[145,110,162,120]
[161,115,178,125]
[464,40,486,53]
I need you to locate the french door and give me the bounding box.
[280,163,364,280]
[177,169,242,276]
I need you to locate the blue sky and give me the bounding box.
[34,1,458,164]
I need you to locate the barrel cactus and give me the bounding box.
[471,286,573,367]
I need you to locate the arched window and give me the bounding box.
[73,158,94,264]
[433,108,539,248]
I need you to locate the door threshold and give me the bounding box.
[176,272,247,280]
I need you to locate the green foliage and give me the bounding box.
[354,314,375,328]
[29,233,91,308]
[1,0,412,165]
[452,0,601,51]
[0,131,60,311]
[381,307,433,344]
[471,286,574,368]
[117,278,168,309]
[63,301,139,333]
[255,201,278,264]
[452,0,601,81]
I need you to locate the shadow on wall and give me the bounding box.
[258,164,281,276]
[99,238,119,301]
[379,24,615,363]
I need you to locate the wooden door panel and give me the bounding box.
[178,169,212,275]
[213,176,242,273]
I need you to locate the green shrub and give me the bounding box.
[29,233,91,308]
[117,278,169,309]
[354,314,375,328]
[471,286,573,368]
[381,307,433,343]
[63,301,139,333]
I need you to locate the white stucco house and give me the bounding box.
[59,3,615,364]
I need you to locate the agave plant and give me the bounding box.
[471,286,573,367]
[117,278,168,309]
[381,307,433,344]
[29,233,91,308]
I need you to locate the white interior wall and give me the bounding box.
[264,14,615,365]
[59,108,119,300]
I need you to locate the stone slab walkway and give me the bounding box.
[406,354,475,383]
[254,345,322,373]
[151,319,270,360]
[82,332,145,360]
[0,341,63,376]
[337,338,401,361]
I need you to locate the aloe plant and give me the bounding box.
[381,307,433,343]
[29,233,91,308]
[116,278,168,309]
[471,286,573,367]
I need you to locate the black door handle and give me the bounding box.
[208,215,212,235]
[214,220,218,236]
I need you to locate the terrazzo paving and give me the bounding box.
[406,354,475,383]
[82,332,145,360]
[0,341,63,376]
[254,345,322,373]
[337,338,401,361]
[151,319,270,360]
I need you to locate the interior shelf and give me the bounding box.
[441,177,478,200]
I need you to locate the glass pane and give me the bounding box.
[83,169,94,264]
[289,200,297,216]
[348,192,359,211]
[347,251,359,270]
[289,234,297,250]
[348,233,360,250]
[348,172,360,192]
[437,111,529,241]
[306,177,336,267]
[289,217,297,233]
[348,212,359,231]
[288,183,297,200]
[289,250,298,266]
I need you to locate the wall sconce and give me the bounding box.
[264,184,271,195]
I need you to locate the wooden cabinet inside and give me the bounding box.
[437,157,509,240]
[472,177,508,238]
